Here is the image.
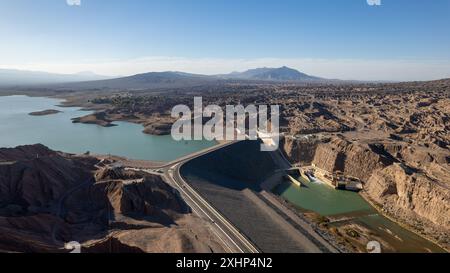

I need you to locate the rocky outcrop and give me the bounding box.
[83,216,222,253]
[93,176,189,224]
[0,145,223,253]
[0,144,97,209]
[311,137,394,181]
[282,136,392,182]
[143,122,172,136]
[365,164,450,228]
[29,109,61,116]
[281,136,323,166]
[0,144,59,161]
[72,111,117,127]
[94,167,141,181]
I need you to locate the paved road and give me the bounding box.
[127,140,335,253]
[158,140,244,169]
[127,140,259,253]
[168,162,259,253]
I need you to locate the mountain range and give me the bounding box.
[219,66,321,81]
[0,66,326,89]
[0,69,111,87]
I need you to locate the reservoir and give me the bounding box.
[0,95,215,161]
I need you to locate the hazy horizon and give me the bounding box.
[1,0,450,81]
[2,59,450,83]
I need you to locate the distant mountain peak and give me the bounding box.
[220,66,321,82]
[0,66,328,89]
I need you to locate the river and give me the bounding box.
[274,176,446,253]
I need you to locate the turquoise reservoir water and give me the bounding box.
[0,95,215,161]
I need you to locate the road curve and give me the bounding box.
[127,140,335,253]
[127,140,259,253]
[168,162,260,253]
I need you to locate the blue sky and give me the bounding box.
[1,0,449,80]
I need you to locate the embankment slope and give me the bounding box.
[180,140,334,253]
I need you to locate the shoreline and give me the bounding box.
[0,92,173,136]
[93,153,167,169]
[58,95,175,136]
[266,170,448,252]
[0,93,214,163]
[359,192,449,252]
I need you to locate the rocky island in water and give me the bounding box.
[29,109,61,116]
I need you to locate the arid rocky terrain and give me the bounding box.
[0,144,224,253]
[46,79,449,249]
[278,80,450,249]
[1,78,448,252]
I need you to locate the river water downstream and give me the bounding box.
[274,177,446,253]
[0,95,215,161]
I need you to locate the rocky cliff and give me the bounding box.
[281,136,323,166]
[282,135,450,248]
[311,137,394,181]
[365,164,449,228]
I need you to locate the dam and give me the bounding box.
[180,140,336,253]
[180,140,445,253]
